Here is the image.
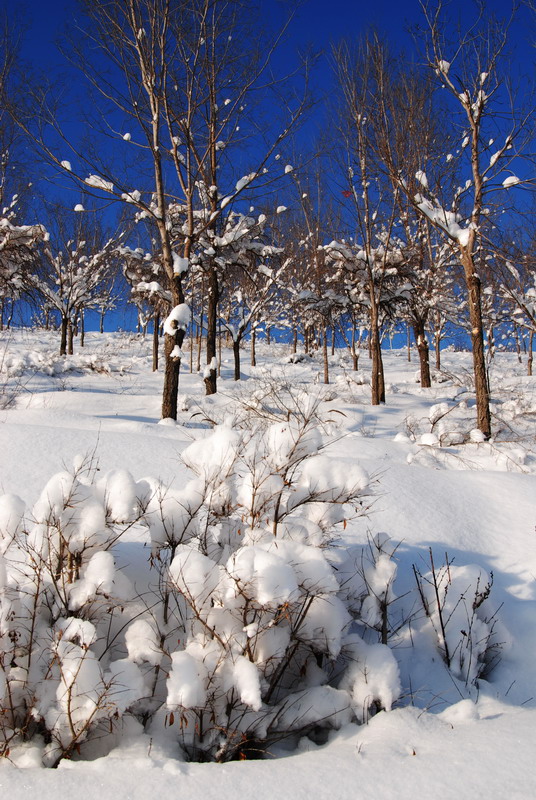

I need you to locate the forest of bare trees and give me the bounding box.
[1,0,535,436]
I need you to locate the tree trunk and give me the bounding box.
[190,313,194,374]
[67,320,74,355]
[161,273,186,420]
[513,324,522,364]
[464,263,491,438]
[323,327,329,384]
[292,327,298,354]
[413,320,431,388]
[60,316,68,356]
[407,323,411,362]
[80,311,85,348]
[218,318,222,377]
[528,330,533,377]
[99,310,105,334]
[233,338,241,381]
[196,320,202,372]
[251,328,256,367]
[204,265,219,395]
[351,325,359,370]
[162,333,181,418]
[370,297,385,405]
[152,311,160,372]
[435,329,441,370]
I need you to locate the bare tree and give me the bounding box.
[29,210,121,355]
[331,40,409,404]
[374,1,534,436]
[15,0,308,410]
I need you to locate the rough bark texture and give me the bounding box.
[67,321,74,355]
[233,339,241,381]
[60,317,68,356]
[152,312,160,372]
[413,320,431,388]
[435,333,441,370]
[161,271,185,419]
[370,299,385,405]
[323,331,329,384]
[463,260,491,438]
[251,328,256,367]
[204,266,219,395]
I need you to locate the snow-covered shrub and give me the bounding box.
[0,392,405,766]
[139,393,403,762]
[0,458,148,766]
[413,550,501,686]
[337,534,399,645]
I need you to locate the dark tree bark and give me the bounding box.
[67,320,74,355]
[233,338,241,381]
[251,328,257,367]
[323,326,329,384]
[464,258,491,438]
[152,311,160,372]
[203,266,219,395]
[370,295,385,404]
[60,316,68,356]
[413,319,431,388]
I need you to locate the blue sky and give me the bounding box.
[14,0,533,61]
[13,1,421,76]
[12,0,534,116]
[5,0,535,334]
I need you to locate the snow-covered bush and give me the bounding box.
[413,551,501,686]
[337,533,400,645]
[0,458,148,766]
[137,392,404,762]
[0,394,406,765]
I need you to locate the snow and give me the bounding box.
[121,189,141,204]
[415,170,428,188]
[455,227,471,247]
[235,172,256,192]
[74,204,85,212]
[172,252,189,274]
[163,303,191,334]
[84,175,114,193]
[0,330,535,797]
[503,175,521,188]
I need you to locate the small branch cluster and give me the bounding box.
[413,549,501,686]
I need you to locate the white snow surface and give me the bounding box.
[0,330,535,798]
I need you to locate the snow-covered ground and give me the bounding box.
[0,329,535,799]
